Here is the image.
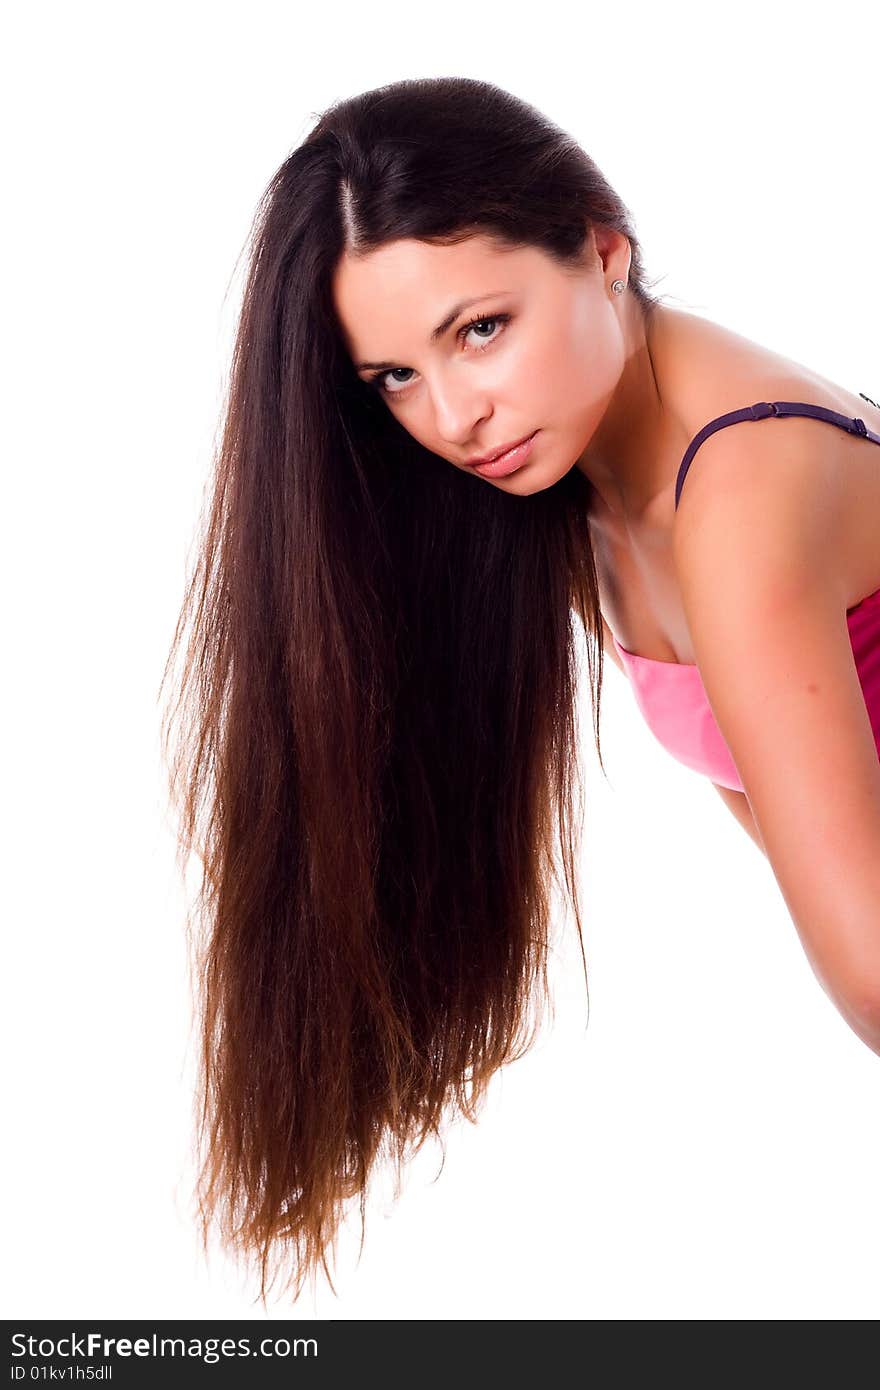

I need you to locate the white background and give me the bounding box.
[3,0,878,1320]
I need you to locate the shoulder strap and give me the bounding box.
[674,399,880,510]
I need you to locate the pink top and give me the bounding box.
[610,397,880,793]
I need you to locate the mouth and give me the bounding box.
[467,431,540,478]
[466,431,537,468]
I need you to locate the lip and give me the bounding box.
[468,431,539,478]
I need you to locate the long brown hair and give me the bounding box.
[160,75,664,1306]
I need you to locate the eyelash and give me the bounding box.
[367,312,512,396]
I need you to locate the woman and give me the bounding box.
[162,74,880,1305]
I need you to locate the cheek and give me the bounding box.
[499,332,570,409]
[512,324,591,418]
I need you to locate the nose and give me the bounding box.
[430,375,492,450]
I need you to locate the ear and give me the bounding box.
[589,223,631,283]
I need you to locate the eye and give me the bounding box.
[368,312,511,397]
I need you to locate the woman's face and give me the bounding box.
[331,231,632,494]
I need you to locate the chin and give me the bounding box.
[492,466,560,496]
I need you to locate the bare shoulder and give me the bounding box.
[671,410,848,608]
[669,391,880,616]
[656,309,880,608]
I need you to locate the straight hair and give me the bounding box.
[160,75,665,1305]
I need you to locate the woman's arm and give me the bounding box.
[712,783,766,855]
[673,428,880,1057]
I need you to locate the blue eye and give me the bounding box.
[369,313,511,397]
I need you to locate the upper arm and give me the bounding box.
[673,428,880,1021]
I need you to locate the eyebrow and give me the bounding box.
[354,291,512,372]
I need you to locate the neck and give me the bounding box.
[574,300,674,523]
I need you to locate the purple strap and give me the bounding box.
[674,396,880,510]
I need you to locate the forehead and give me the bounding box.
[331,235,551,358]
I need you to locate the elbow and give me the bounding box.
[829,969,880,1059]
[787,883,880,1059]
[845,1011,880,1060]
[850,991,880,1058]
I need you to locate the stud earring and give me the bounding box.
[611,278,626,295]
